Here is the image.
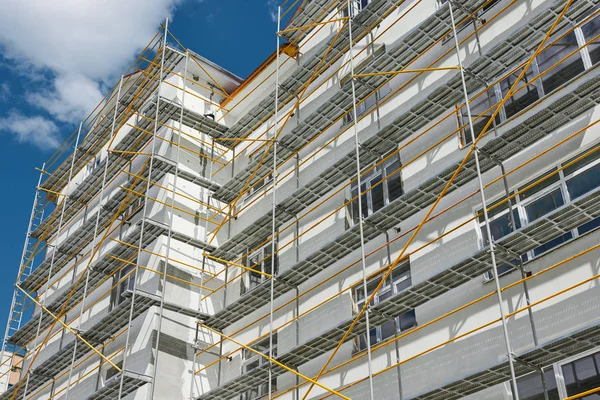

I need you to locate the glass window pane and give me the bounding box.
[483,209,520,244]
[381,320,396,340]
[500,68,540,119]
[566,163,600,200]
[538,30,585,94]
[533,232,572,257]
[399,309,416,331]
[524,188,564,223]
[385,159,403,202]
[563,145,600,176]
[582,15,600,66]
[578,216,600,236]
[360,182,369,219]
[370,175,385,213]
[563,353,600,397]
[519,169,560,200]
[517,370,559,400]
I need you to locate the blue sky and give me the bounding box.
[0,0,292,343]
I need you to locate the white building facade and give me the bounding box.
[2,0,600,399]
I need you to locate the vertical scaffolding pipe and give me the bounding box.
[151,49,189,400]
[65,75,125,400]
[0,162,45,390]
[268,7,281,399]
[24,122,82,399]
[448,3,519,399]
[118,19,169,399]
[348,0,376,398]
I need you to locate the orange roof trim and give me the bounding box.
[221,43,299,108]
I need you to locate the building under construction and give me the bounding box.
[1,0,600,398]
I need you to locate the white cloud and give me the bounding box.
[0,82,10,102]
[0,0,184,145]
[267,0,279,22]
[0,111,61,149]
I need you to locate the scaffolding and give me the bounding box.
[2,0,600,399]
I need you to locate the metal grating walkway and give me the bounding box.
[196,185,600,399]
[204,62,600,330]
[24,154,218,293]
[40,47,184,194]
[10,218,213,348]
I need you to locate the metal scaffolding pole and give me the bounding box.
[64,75,125,400]
[269,7,281,400]
[23,122,82,399]
[150,49,189,400]
[447,2,519,399]
[0,163,46,389]
[347,0,375,398]
[118,19,169,400]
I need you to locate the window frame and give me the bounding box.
[476,143,600,281]
[352,261,415,353]
[457,10,600,148]
[241,241,279,296]
[347,152,403,227]
[240,335,278,400]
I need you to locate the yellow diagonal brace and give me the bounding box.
[198,324,350,400]
[16,286,122,371]
[204,253,273,278]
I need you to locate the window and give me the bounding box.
[244,151,273,202]
[240,335,277,400]
[457,10,600,147]
[516,370,559,400]
[343,83,391,126]
[479,144,600,280]
[241,242,278,295]
[560,349,600,398]
[340,0,373,18]
[456,88,501,146]
[112,264,135,308]
[353,261,416,352]
[347,154,403,227]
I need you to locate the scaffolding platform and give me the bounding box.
[88,370,152,400]
[10,218,213,348]
[40,46,185,195]
[412,323,600,399]
[24,153,218,293]
[33,94,223,244]
[212,0,560,204]
[0,289,207,400]
[204,63,600,330]
[197,185,600,399]
[219,0,418,150]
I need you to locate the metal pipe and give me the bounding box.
[150,48,190,400]
[268,7,281,400]
[448,2,519,398]
[118,19,169,399]
[347,1,375,398]
[26,122,82,400]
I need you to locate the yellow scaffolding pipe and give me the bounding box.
[199,323,351,400]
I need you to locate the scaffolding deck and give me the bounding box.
[219,0,417,150]
[87,371,151,400]
[212,0,563,204]
[24,154,217,293]
[33,96,222,243]
[40,47,184,194]
[204,61,600,330]
[10,218,213,348]
[2,289,206,400]
[196,185,600,399]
